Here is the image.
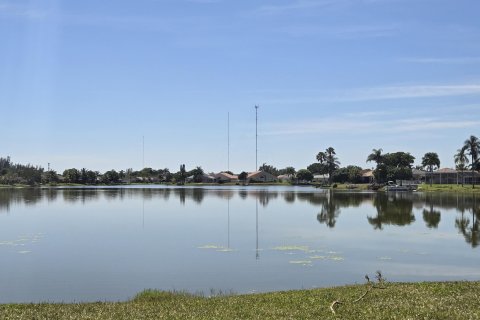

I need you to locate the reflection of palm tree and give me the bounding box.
[455,196,480,248]
[455,212,479,248]
[317,191,341,228]
[422,204,441,229]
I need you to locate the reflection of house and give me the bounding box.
[313,174,329,184]
[247,171,278,183]
[360,169,374,183]
[426,168,480,184]
[214,172,239,183]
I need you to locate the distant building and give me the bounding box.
[360,169,375,183]
[186,174,215,183]
[425,168,480,185]
[312,174,329,184]
[277,174,294,182]
[247,171,278,183]
[214,172,239,183]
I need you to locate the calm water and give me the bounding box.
[0,186,479,303]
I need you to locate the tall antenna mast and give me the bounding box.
[227,112,230,171]
[142,135,145,169]
[255,105,259,171]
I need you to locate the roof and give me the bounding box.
[431,168,457,174]
[215,172,238,180]
[247,171,277,178]
[361,170,374,177]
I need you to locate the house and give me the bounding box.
[186,174,215,183]
[247,171,278,183]
[277,174,294,182]
[214,172,239,183]
[412,169,426,183]
[360,169,375,183]
[312,174,329,184]
[425,168,480,185]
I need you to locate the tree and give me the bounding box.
[463,135,480,188]
[258,163,279,176]
[63,168,80,184]
[179,164,186,184]
[366,148,383,166]
[316,147,340,184]
[102,170,120,184]
[190,166,204,183]
[454,148,469,186]
[278,166,296,176]
[373,152,415,183]
[422,152,440,186]
[238,171,248,183]
[296,169,313,182]
[307,162,327,174]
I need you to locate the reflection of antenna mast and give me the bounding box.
[256,200,259,260]
[227,198,230,249]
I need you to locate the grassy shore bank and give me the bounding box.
[1,281,479,319]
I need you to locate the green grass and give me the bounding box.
[1,281,479,319]
[417,183,480,193]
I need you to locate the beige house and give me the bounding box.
[360,169,375,183]
[214,172,239,183]
[247,171,278,183]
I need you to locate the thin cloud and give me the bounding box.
[259,83,480,105]
[261,112,480,136]
[341,84,480,101]
[400,57,480,64]
[278,24,398,39]
[256,0,338,15]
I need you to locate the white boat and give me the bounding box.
[385,181,415,192]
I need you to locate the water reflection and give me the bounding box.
[455,197,480,248]
[368,194,415,229]
[1,187,479,249]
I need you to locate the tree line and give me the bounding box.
[1,134,478,186]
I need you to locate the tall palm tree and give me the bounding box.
[463,135,480,188]
[454,148,469,187]
[316,147,340,184]
[422,152,440,186]
[366,148,383,165]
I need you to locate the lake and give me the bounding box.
[0,186,479,303]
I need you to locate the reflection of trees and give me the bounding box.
[422,195,441,228]
[368,193,415,230]
[455,195,480,248]
[422,207,441,229]
[317,191,340,228]
[283,192,296,203]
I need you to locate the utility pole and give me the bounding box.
[255,105,259,171]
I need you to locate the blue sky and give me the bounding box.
[1,0,480,173]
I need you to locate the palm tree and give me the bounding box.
[317,147,340,184]
[366,148,383,165]
[454,148,469,187]
[463,135,480,188]
[421,152,440,186]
